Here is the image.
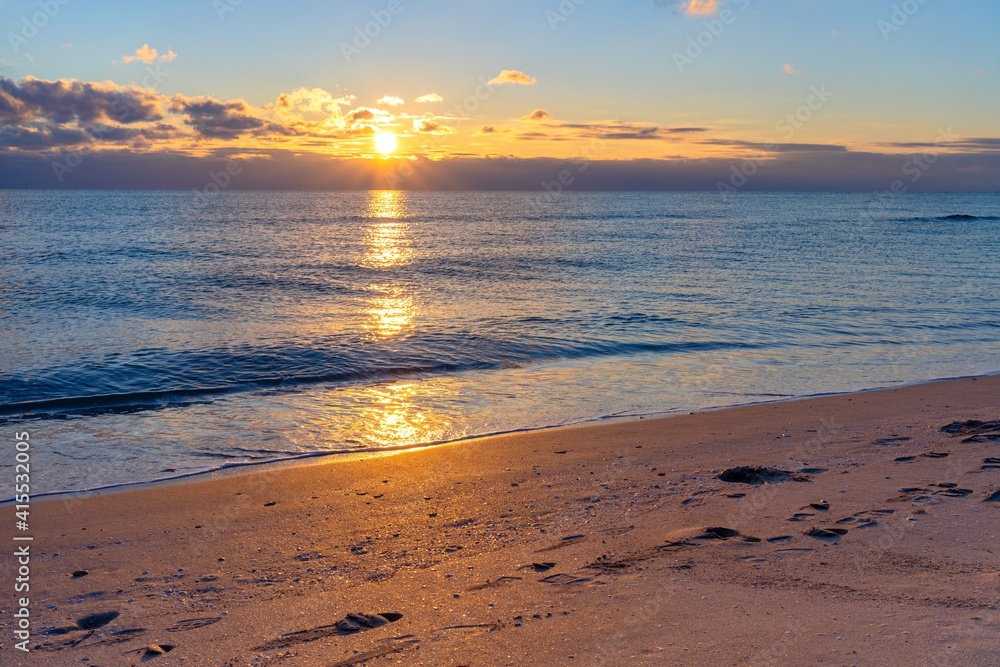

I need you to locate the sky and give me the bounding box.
[1,0,998,190]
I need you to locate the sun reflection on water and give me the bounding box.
[356,382,435,446]
[361,191,413,270]
[364,284,415,338]
[361,191,416,338]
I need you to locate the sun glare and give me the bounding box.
[375,132,398,155]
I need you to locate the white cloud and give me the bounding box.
[121,44,177,64]
[488,70,537,86]
[683,0,719,16]
[415,93,443,103]
[377,95,405,107]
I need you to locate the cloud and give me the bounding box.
[121,44,177,64]
[377,96,404,107]
[345,106,393,125]
[521,109,551,122]
[0,121,177,150]
[881,137,1000,151]
[656,0,723,16]
[413,117,456,135]
[517,119,710,141]
[275,88,353,120]
[347,108,376,122]
[270,90,399,139]
[60,43,72,49]
[415,93,443,103]
[171,96,269,139]
[0,124,91,148]
[488,70,537,86]
[475,125,510,136]
[0,76,165,125]
[700,139,848,152]
[783,64,802,75]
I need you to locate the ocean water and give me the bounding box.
[1,190,998,497]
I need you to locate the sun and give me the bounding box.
[374,131,398,155]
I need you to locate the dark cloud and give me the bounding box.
[521,121,711,141]
[475,125,511,136]
[0,125,90,149]
[346,108,376,123]
[882,138,1000,151]
[171,96,266,139]
[0,122,177,149]
[701,139,849,152]
[0,76,164,125]
[522,109,551,121]
[413,118,454,135]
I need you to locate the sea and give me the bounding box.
[1,190,998,498]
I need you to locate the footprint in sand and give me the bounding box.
[327,638,420,667]
[467,576,523,591]
[255,612,404,651]
[932,483,975,498]
[35,611,123,652]
[886,486,934,503]
[805,527,850,541]
[535,534,586,553]
[540,573,592,586]
[166,617,223,632]
[76,611,120,630]
[717,466,810,486]
[834,508,895,529]
[941,419,1000,443]
[984,490,1000,503]
[578,526,761,574]
[739,555,769,564]
[662,526,762,549]
[874,437,912,446]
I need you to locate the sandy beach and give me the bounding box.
[4,374,999,666]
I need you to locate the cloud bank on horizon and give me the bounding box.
[0,0,997,190]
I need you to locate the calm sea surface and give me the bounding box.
[1,191,998,496]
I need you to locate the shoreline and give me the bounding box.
[5,373,999,665]
[14,368,999,503]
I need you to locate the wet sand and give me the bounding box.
[4,375,999,665]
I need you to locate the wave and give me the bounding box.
[896,214,1000,222]
[936,214,1000,221]
[0,336,768,421]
